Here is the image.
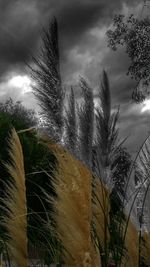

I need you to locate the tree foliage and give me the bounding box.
[0,98,38,128]
[106,14,150,102]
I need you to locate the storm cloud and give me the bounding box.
[0,0,141,74]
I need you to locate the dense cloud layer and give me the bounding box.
[0,0,141,74]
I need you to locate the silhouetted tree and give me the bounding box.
[106,13,150,102]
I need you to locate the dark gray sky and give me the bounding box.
[0,0,149,154]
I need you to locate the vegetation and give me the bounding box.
[0,10,150,267]
[106,11,150,102]
[2,128,28,267]
[0,128,150,266]
[64,87,77,155]
[29,17,64,142]
[77,78,94,169]
[0,100,58,264]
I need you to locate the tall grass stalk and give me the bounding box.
[116,134,150,266]
[141,232,150,266]
[78,78,94,169]
[43,140,100,266]
[29,17,64,142]
[92,176,110,267]
[64,87,77,155]
[94,70,119,191]
[1,128,27,267]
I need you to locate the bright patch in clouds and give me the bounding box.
[0,73,38,110]
[9,75,32,94]
[141,99,150,113]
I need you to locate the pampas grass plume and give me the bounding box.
[2,128,27,267]
[44,141,100,266]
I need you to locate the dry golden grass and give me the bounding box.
[120,219,138,267]
[0,126,144,266]
[141,231,150,266]
[44,141,101,267]
[2,128,28,267]
[123,224,150,267]
[40,134,143,267]
[92,175,140,267]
